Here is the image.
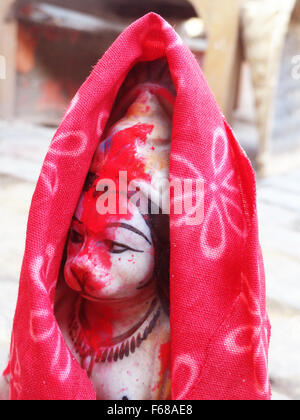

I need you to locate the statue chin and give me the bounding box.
[79,288,149,302]
[79,290,122,302]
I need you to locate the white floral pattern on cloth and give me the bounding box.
[49,131,88,158]
[40,161,59,197]
[170,155,205,228]
[172,127,247,259]
[65,93,80,118]
[29,255,71,382]
[31,160,60,217]
[96,109,110,138]
[224,269,270,395]
[201,127,247,259]
[31,131,88,224]
[9,335,22,399]
[172,354,198,400]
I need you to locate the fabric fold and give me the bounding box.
[3,12,270,400]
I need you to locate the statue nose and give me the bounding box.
[70,266,89,291]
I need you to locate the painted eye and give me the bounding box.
[106,240,144,254]
[109,242,129,254]
[70,229,84,244]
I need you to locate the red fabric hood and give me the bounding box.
[5,13,271,400]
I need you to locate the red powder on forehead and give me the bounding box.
[80,178,135,234]
[81,122,153,234]
[81,179,107,234]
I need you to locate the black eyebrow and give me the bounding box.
[72,219,152,245]
[107,222,152,245]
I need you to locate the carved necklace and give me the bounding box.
[69,297,161,377]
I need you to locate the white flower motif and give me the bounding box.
[40,161,59,197]
[65,93,80,118]
[224,271,270,395]
[172,354,198,400]
[172,127,246,259]
[49,131,88,157]
[201,199,226,258]
[96,109,110,137]
[28,255,71,382]
[51,334,72,382]
[9,335,22,399]
[212,128,228,175]
[30,309,56,343]
[200,127,247,259]
[170,154,205,228]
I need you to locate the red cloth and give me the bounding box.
[4,13,271,400]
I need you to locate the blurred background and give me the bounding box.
[0,0,300,400]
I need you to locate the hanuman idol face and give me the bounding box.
[64,71,174,304]
[59,60,175,400]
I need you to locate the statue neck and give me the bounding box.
[78,283,158,347]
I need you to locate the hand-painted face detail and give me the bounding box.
[64,193,155,300]
[64,85,173,302]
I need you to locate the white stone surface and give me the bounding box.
[268,303,300,400]
[0,119,55,182]
[0,174,35,374]
[0,281,19,374]
[257,172,300,311]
